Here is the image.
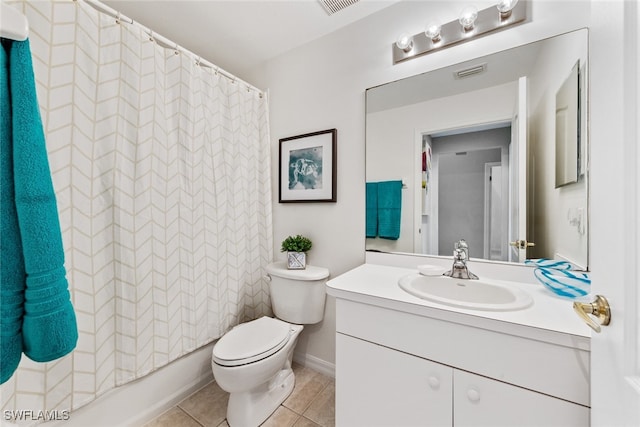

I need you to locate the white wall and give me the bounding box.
[246,1,592,366]
[528,30,589,268]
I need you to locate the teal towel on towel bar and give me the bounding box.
[377,180,402,240]
[3,38,77,371]
[0,39,25,384]
[366,182,378,238]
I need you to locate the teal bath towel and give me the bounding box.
[1,38,77,376]
[0,40,25,384]
[377,180,402,240]
[366,182,378,238]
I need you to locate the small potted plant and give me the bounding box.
[281,234,313,270]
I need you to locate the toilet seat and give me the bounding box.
[212,317,291,367]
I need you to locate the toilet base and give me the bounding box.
[226,367,295,427]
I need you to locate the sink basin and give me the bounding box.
[398,273,533,311]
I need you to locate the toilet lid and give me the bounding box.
[212,317,291,367]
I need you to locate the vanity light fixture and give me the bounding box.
[458,6,479,32]
[395,32,414,52]
[496,0,519,19]
[424,22,442,43]
[392,0,527,64]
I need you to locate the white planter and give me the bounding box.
[286,252,306,270]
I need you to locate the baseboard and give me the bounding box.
[293,352,335,378]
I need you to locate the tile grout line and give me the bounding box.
[285,386,322,417]
[302,380,334,427]
[175,405,206,427]
[294,370,334,417]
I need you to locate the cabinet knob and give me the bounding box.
[466,388,481,402]
[428,376,440,390]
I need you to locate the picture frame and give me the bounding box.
[279,129,337,203]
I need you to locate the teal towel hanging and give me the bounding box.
[0,39,24,384]
[377,180,402,240]
[366,182,378,238]
[1,38,77,376]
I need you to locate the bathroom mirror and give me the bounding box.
[366,29,589,269]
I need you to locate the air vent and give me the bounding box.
[318,0,360,15]
[454,63,487,79]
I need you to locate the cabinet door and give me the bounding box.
[336,333,453,427]
[453,370,589,427]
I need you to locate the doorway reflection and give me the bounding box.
[421,126,511,261]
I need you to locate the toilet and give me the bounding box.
[211,261,329,427]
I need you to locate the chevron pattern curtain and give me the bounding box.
[1,0,272,413]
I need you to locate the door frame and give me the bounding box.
[589,0,640,424]
[484,162,503,260]
[415,121,511,258]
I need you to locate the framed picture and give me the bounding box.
[279,129,337,203]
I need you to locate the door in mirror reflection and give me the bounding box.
[421,127,510,262]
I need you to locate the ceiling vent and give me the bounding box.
[454,63,487,79]
[318,0,360,15]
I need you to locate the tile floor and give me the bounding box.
[144,363,334,427]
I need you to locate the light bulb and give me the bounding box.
[458,6,478,31]
[424,23,442,42]
[395,32,413,52]
[497,0,519,17]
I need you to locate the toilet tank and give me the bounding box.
[266,261,329,324]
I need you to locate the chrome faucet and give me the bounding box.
[444,240,478,280]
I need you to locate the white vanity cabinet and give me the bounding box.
[332,290,591,427]
[453,370,588,426]
[337,332,588,426]
[337,333,453,426]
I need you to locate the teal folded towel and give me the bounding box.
[377,180,402,240]
[5,38,77,366]
[366,182,378,238]
[0,40,24,383]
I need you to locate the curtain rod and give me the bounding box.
[81,0,264,98]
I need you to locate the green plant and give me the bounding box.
[280,235,313,253]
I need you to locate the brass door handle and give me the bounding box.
[573,295,611,333]
[509,240,535,249]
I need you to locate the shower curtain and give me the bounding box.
[1,0,272,414]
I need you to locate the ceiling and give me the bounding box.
[101,0,401,81]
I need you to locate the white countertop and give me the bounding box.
[327,262,591,350]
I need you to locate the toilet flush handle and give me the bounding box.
[264,274,272,282]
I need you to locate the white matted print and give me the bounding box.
[279,129,337,202]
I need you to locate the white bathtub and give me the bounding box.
[43,343,215,427]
